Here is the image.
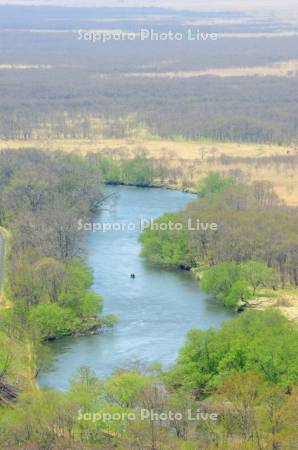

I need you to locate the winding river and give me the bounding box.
[38,186,232,390]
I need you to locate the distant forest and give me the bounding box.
[0,6,297,144]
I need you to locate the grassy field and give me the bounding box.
[0,136,297,205]
[248,288,298,322]
[125,59,298,79]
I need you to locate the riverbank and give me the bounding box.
[43,318,101,342]
[140,174,298,321]
[193,266,298,321]
[104,180,197,194]
[1,137,297,206]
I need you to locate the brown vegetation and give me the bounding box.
[1,137,297,205]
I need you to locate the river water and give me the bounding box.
[38,186,231,390]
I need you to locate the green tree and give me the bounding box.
[29,304,77,340]
[77,291,103,318]
[225,280,252,308]
[121,157,156,186]
[168,310,298,395]
[197,172,235,197]
[241,260,277,294]
[140,213,194,268]
[104,371,151,408]
[201,262,240,302]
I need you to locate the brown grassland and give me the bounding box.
[1,136,297,206]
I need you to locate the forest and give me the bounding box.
[0,5,297,144]
[140,173,298,307]
[0,74,297,144]
[0,154,298,448]
[0,150,117,342]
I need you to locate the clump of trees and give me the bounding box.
[140,212,195,269]
[197,171,236,197]
[140,173,298,292]
[0,149,107,342]
[1,309,298,449]
[201,260,276,309]
[167,309,298,395]
[87,154,162,187]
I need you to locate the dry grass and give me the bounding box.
[0,137,293,158]
[1,137,297,205]
[124,60,298,79]
[0,64,54,70]
[251,290,298,322]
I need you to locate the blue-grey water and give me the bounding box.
[38,186,231,389]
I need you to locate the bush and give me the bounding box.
[168,309,298,394]
[197,172,235,197]
[76,291,103,318]
[29,304,77,339]
[201,262,240,303]
[140,213,194,267]
[201,261,277,308]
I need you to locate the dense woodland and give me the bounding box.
[0,150,114,342]
[0,6,297,144]
[0,74,297,144]
[140,173,298,307]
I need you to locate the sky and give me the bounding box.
[0,0,297,11]
[0,0,297,22]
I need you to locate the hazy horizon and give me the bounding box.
[0,0,297,14]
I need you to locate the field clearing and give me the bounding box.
[249,289,298,322]
[0,137,297,205]
[0,137,293,158]
[125,59,298,79]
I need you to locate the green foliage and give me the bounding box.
[141,178,297,289]
[241,260,277,294]
[8,253,104,339]
[95,155,157,186]
[68,366,103,411]
[29,304,77,339]
[168,309,298,394]
[225,280,252,308]
[76,291,103,318]
[121,157,155,186]
[0,332,9,374]
[58,259,101,317]
[1,363,298,449]
[197,172,235,197]
[140,213,194,267]
[97,156,122,184]
[65,258,94,289]
[201,262,240,302]
[201,261,276,308]
[101,314,119,328]
[104,371,151,408]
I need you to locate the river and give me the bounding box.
[38,186,232,390]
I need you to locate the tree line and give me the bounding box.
[1,310,298,449]
[0,149,114,347]
[140,172,298,308]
